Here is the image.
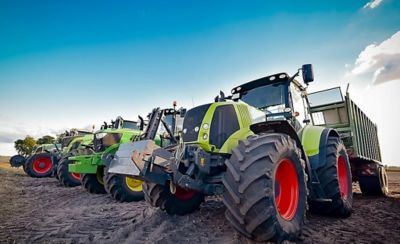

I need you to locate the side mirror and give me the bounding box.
[302,64,314,84]
[179,108,187,118]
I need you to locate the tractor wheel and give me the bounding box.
[10,155,26,168]
[57,158,81,187]
[359,165,389,196]
[104,168,144,202]
[24,153,54,178]
[310,137,353,217]
[143,181,204,215]
[81,168,106,194]
[223,133,307,242]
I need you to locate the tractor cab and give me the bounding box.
[229,64,314,131]
[100,116,142,130]
[94,117,142,152]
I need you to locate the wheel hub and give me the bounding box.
[274,159,299,221]
[337,156,349,199]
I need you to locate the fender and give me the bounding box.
[250,120,312,182]
[299,125,340,171]
[102,143,120,167]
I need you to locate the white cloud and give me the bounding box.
[351,31,400,84]
[363,0,383,9]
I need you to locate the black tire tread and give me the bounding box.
[24,153,54,178]
[312,137,353,217]
[104,168,144,202]
[81,173,106,194]
[223,133,307,242]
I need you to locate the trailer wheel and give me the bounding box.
[25,153,54,178]
[359,165,389,196]
[57,157,81,187]
[223,133,307,242]
[311,137,353,217]
[81,168,106,194]
[104,167,144,202]
[142,181,204,215]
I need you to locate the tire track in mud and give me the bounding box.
[1,168,400,243]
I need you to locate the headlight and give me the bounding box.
[203,123,209,130]
[194,126,199,132]
[202,133,208,140]
[95,132,107,139]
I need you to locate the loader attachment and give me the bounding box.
[107,139,171,178]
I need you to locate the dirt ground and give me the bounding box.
[0,162,400,244]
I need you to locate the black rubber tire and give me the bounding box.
[143,181,204,215]
[223,133,307,242]
[81,169,106,194]
[57,157,81,187]
[359,165,389,196]
[24,153,54,178]
[310,137,353,217]
[104,167,144,202]
[22,162,28,174]
[10,155,26,168]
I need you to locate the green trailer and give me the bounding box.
[308,86,389,196]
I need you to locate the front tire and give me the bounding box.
[81,167,106,194]
[57,157,81,187]
[143,181,204,215]
[25,153,54,178]
[310,137,353,217]
[223,133,307,242]
[104,168,145,202]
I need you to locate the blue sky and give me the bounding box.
[0,0,399,165]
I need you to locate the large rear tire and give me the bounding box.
[24,153,54,178]
[359,165,389,196]
[143,181,204,215]
[81,167,106,194]
[223,133,307,242]
[104,167,144,202]
[57,157,81,187]
[310,137,353,217]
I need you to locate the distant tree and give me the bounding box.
[37,135,55,145]
[14,136,37,157]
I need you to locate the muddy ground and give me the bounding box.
[0,163,400,244]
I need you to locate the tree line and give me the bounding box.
[14,135,56,157]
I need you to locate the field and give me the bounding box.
[0,161,400,243]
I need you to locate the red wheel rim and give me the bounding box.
[174,186,196,201]
[274,159,299,221]
[337,156,349,199]
[32,157,53,174]
[71,173,80,180]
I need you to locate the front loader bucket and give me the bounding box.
[10,155,26,168]
[108,140,160,177]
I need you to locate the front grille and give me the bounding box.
[182,104,211,142]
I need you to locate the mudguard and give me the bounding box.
[299,125,339,170]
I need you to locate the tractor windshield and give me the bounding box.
[122,121,139,130]
[240,83,286,114]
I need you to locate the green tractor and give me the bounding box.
[68,116,147,198]
[112,64,353,242]
[106,106,185,202]
[10,143,60,177]
[56,133,94,187]
[10,130,92,178]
